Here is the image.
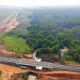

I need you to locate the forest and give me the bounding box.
[2,8,80,63]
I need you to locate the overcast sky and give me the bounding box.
[0,0,80,8]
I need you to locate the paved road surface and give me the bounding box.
[0,57,80,72]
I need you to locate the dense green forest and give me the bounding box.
[3,8,80,63]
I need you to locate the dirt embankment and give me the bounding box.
[0,45,15,57]
[0,64,80,80]
[0,45,80,80]
[0,45,28,80]
[0,64,27,80]
[36,70,80,80]
[0,45,34,60]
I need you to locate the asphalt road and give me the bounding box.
[0,57,80,72]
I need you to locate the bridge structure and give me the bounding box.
[0,11,19,32]
[0,57,80,72]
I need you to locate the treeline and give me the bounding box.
[3,8,80,63]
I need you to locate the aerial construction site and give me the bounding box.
[0,7,80,80]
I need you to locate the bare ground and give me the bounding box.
[0,45,80,80]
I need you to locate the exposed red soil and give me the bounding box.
[0,64,27,80]
[0,64,27,73]
[0,45,33,60]
[0,45,80,80]
[0,64,79,80]
[0,48,15,57]
[37,70,80,80]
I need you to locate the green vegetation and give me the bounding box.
[3,36,32,56]
[0,71,2,77]
[22,72,37,80]
[1,8,80,63]
[13,78,20,80]
[22,73,28,80]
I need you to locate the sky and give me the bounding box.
[0,0,80,8]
